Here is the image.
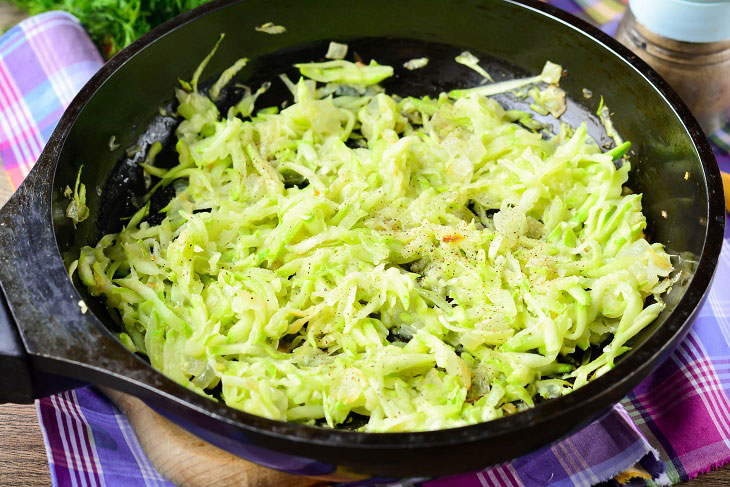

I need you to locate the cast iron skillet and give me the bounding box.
[0,0,725,480]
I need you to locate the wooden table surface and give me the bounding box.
[1,403,730,487]
[1,2,729,486]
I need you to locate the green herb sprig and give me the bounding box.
[9,0,210,57]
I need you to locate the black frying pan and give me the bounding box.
[0,0,725,481]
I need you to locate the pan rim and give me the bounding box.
[44,0,725,450]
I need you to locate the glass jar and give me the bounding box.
[615,0,730,133]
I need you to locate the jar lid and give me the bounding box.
[630,0,730,43]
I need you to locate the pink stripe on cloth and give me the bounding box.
[0,11,102,189]
[0,56,44,170]
[67,390,106,486]
[676,337,730,441]
[53,393,104,487]
[37,397,75,486]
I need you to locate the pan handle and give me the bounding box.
[0,146,189,407]
[0,283,87,404]
[0,284,34,404]
[0,152,88,403]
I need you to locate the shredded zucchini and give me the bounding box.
[403,57,429,71]
[294,60,394,85]
[455,51,494,82]
[255,22,286,35]
[65,166,89,227]
[74,47,675,432]
[325,42,348,60]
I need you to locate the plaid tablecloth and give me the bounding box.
[1,3,729,487]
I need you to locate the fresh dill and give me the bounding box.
[8,0,210,57]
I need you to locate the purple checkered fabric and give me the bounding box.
[1,2,729,486]
[0,11,102,189]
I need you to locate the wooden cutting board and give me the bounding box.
[102,388,329,487]
[102,389,662,487]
